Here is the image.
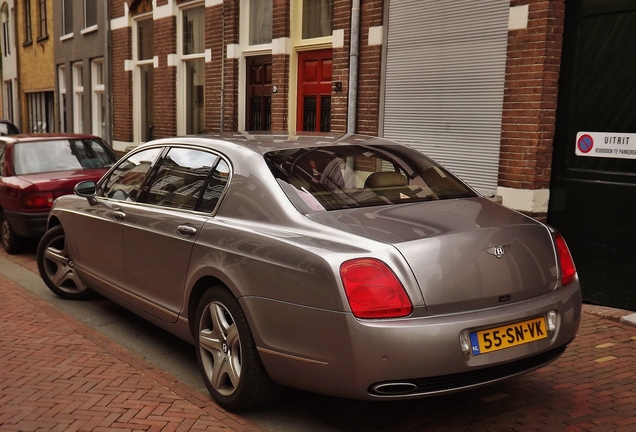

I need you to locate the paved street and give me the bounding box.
[1,248,635,431]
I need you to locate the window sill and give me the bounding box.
[36,35,49,43]
[81,25,98,35]
[59,33,74,42]
[22,40,33,47]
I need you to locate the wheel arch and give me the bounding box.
[187,275,231,338]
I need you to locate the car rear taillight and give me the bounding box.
[340,258,413,319]
[21,192,55,210]
[554,232,576,286]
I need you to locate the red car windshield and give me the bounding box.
[13,139,117,175]
[264,144,477,212]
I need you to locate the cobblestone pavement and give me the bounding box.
[1,249,635,432]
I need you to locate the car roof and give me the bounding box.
[136,132,403,156]
[0,133,103,143]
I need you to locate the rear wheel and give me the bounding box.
[195,287,282,411]
[0,210,23,254]
[37,225,93,300]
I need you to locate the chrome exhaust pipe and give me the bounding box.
[371,382,418,395]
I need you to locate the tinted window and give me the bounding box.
[100,147,162,202]
[264,145,476,212]
[199,159,230,213]
[144,148,218,211]
[12,139,118,175]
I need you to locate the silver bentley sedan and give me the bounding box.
[37,133,582,411]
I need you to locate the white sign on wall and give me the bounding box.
[576,131,636,159]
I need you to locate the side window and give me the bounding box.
[199,159,230,213]
[100,147,163,201]
[144,148,218,211]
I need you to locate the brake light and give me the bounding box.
[554,232,576,286]
[340,258,413,319]
[21,192,55,210]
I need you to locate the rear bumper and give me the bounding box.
[4,209,48,238]
[246,279,582,401]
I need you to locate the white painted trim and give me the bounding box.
[155,0,176,20]
[111,3,130,30]
[113,140,134,152]
[368,26,383,46]
[153,56,159,68]
[81,25,98,35]
[227,43,241,59]
[509,5,529,31]
[332,29,344,48]
[167,54,178,67]
[124,59,133,72]
[205,48,212,63]
[496,187,550,213]
[272,37,291,55]
[59,33,74,41]
[206,0,223,6]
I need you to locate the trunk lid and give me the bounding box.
[307,198,559,314]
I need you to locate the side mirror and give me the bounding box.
[74,180,97,205]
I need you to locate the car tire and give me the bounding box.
[195,287,283,411]
[0,209,23,254]
[37,225,94,300]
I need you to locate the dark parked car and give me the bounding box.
[0,134,118,253]
[0,119,20,136]
[37,133,581,411]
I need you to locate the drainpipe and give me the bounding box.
[219,1,225,132]
[103,0,112,144]
[346,0,360,135]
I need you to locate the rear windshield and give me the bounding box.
[13,139,118,175]
[264,144,477,212]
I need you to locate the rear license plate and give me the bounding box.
[469,317,547,355]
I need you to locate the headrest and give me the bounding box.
[364,171,408,188]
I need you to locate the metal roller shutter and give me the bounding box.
[381,0,509,194]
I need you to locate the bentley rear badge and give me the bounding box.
[484,245,511,259]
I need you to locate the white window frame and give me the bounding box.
[132,13,154,144]
[238,0,273,131]
[58,65,66,132]
[91,58,104,137]
[177,3,206,135]
[72,62,83,132]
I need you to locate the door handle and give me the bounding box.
[113,211,126,220]
[178,225,197,237]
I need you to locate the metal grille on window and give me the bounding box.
[250,96,272,131]
[320,96,331,132]
[264,96,271,130]
[303,96,316,131]
[27,92,54,133]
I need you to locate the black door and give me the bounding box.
[548,1,636,309]
[246,55,272,131]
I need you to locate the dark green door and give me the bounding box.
[549,1,636,309]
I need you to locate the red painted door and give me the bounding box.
[297,50,332,132]
[246,55,272,131]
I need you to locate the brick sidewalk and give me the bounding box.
[0,273,264,432]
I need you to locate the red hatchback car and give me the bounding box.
[0,134,119,253]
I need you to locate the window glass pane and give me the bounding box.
[100,148,162,201]
[185,58,205,134]
[249,0,272,45]
[12,139,116,175]
[302,0,333,39]
[264,145,476,213]
[63,0,73,34]
[85,0,97,28]
[137,18,153,60]
[139,64,154,141]
[183,6,205,55]
[146,148,217,210]
[199,159,230,213]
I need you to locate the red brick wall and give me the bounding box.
[499,0,566,192]
[205,5,223,132]
[357,0,383,136]
[330,0,352,134]
[154,16,177,138]
[111,27,133,143]
[271,0,290,132]
[222,0,240,132]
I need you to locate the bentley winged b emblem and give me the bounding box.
[483,244,511,259]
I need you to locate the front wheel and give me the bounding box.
[0,210,23,254]
[37,225,93,300]
[195,287,282,411]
